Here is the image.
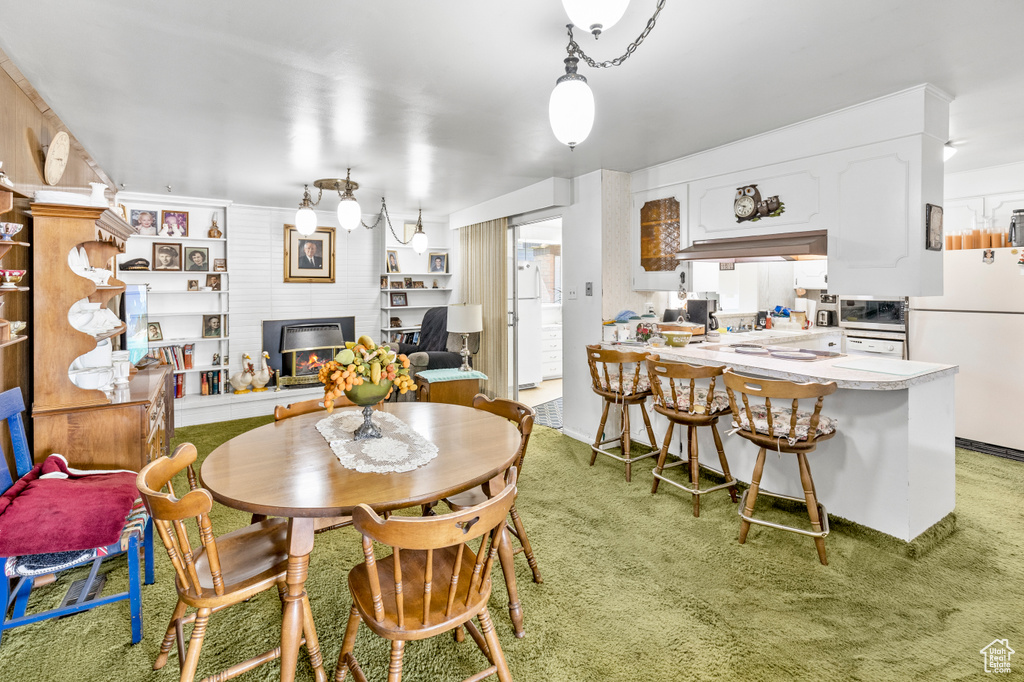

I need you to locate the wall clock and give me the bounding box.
[735,184,785,223]
[44,131,71,186]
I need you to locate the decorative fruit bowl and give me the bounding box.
[0,222,23,241]
[318,334,416,440]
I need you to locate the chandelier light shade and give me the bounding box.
[549,57,595,150]
[561,0,629,38]
[411,228,428,254]
[336,196,362,231]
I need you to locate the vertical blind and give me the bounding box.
[458,217,508,398]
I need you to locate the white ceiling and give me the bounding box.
[2,0,1023,218]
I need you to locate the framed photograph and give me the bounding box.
[412,281,425,289]
[206,274,221,290]
[380,275,389,290]
[386,250,400,273]
[284,224,335,283]
[187,279,199,291]
[147,322,163,342]
[130,209,159,235]
[404,277,413,288]
[390,317,404,328]
[428,252,448,273]
[925,203,943,251]
[160,210,188,237]
[213,258,227,272]
[152,242,182,271]
[390,292,408,307]
[202,314,222,338]
[184,246,210,271]
[391,280,404,289]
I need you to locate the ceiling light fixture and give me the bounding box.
[549,0,666,150]
[943,142,957,162]
[295,169,428,252]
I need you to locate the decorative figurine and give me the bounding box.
[208,214,223,239]
[229,353,254,394]
[212,352,221,366]
[250,351,273,392]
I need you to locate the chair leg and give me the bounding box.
[651,420,675,494]
[688,425,700,518]
[639,401,658,448]
[180,607,210,682]
[478,607,513,682]
[622,405,633,482]
[335,606,361,682]
[711,421,739,503]
[154,599,188,670]
[144,519,156,585]
[509,505,542,583]
[739,447,767,545]
[496,522,525,637]
[387,640,405,682]
[798,453,828,566]
[300,594,326,676]
[128,534,143,644]
[591,401,610,466]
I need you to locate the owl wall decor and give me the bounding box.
[734,184,785,223]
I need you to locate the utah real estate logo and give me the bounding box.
[980,639,1014,673]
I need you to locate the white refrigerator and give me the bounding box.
[909,247,1024,451]
[514,262,543,388]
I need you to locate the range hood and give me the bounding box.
[675,229,827,263]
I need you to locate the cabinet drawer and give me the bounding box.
[542,328,562,341]
[541,339,561,352]
[541,351,562,364]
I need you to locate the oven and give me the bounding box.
[838,296,908,359]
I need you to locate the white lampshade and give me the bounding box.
[562,0,629,37]
[410,229,428,254]
[447,304,483,333]
[549,77,595,149]
[336,196,362,231]
[295,206,317,235]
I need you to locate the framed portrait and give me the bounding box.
[428,252,448,273]
[284,224,335,283]
[206,274,221,290]
[160,210,189,237]
[152,242,182,271]
[412,281,425,289]
[187,280,199,291]
[202,314,222,338]
[184,246,210,272]
[386,250,400,273]
[147,322,163,342]
[925,203,943,251]
[390,317,404,328]
[390,292,408,307]
[404,277,413,288]
[130,209,159,235]
[213,258,227,272]
[380,275,389,290]
[391,280,404,289]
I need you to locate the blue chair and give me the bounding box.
[0,387,154,645]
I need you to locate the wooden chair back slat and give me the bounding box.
[722,370,837,445]
[444,543,465,619]
[422,547,433,626]
[586,344,651,396]
[137,444,226,598]
[646,356,726,416]
[393,547,405,629]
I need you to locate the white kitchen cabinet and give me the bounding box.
[792,260,828,289]
[540,324,562,379]
[631,183,690,292]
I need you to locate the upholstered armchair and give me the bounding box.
[395,307,480,377]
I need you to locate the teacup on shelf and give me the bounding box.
[1,270,26,288]
[0,222,23,241]
[10,321,26,335]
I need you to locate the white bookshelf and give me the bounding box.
[380,221,454,344]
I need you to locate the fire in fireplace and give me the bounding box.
[278,322,347,387]
[294,349,331,376]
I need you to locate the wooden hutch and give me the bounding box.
[31,203,170,471]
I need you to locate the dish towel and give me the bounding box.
[316,409,439,473]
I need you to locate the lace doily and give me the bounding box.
[315,410,439,473]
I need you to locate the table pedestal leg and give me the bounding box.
[280,518,326,682]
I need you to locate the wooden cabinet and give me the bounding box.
[631,183,690,292]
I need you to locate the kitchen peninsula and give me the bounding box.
[637,333,958,542]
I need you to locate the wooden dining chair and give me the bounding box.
[335,468,519,682]
[137,443,327,682]
[722,370,839,565]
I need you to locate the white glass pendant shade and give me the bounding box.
[562,0,629,36]
[411,229,428,254]
[336,196,362,231]
[295,206,317,235]
[549,77,595,149]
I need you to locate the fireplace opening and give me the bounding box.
[278,322,346,387]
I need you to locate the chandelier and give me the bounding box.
[294,168,428,253]
[549,0,667,150]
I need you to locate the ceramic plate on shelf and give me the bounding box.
[770,350,817,360]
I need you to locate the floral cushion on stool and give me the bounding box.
[658,388,731,415]
[733,404,837,441]
[602,376,651,396]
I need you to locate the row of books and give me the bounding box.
[389,331,421,344]
[171,370,227,398]
[151,344,195,370]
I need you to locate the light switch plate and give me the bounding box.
[567,287,577,299]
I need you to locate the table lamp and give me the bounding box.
[447,303,483,371]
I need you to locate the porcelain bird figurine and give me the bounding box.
[229,353,254,394]
[251,351,273,392]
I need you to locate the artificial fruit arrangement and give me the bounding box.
[318,335,416,412]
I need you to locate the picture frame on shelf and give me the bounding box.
[404,277,413,288]
[386,250,400,273]
[283,224,335,283]
[390,317,403,328]
[429,252,448,273]
[147,322,163,341]
[160,210,188,237]
[184,246,210,271]
[432,279,439,288]
[130,209,159,235]
[412,281,425,289]
[153,242,182,271]
[202,314,222,338]
[391,280,404,289]
[206,274,221,290]
[380,275,389,290]
[213,258,227,272]
[390,292,408,307]
[187,280,199,291]
[925,203,943,251]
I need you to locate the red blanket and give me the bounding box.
[0,455,140,556]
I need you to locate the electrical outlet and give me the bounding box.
[585,282,593,296]
[567,287,577,300]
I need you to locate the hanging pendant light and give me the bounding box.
[410,209,428,254]
[549,57,595,150]
[335,168,362,231]
[295,185,318,236]
[561,0,630,38]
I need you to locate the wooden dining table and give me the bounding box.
[199,401,524,682]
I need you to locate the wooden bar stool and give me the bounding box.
[722,370,838,565]
[585,344,658,482]
[646,355,738,517]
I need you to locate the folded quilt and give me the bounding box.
[0,455,140,556]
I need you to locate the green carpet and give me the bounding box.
[1,416,1022,681]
